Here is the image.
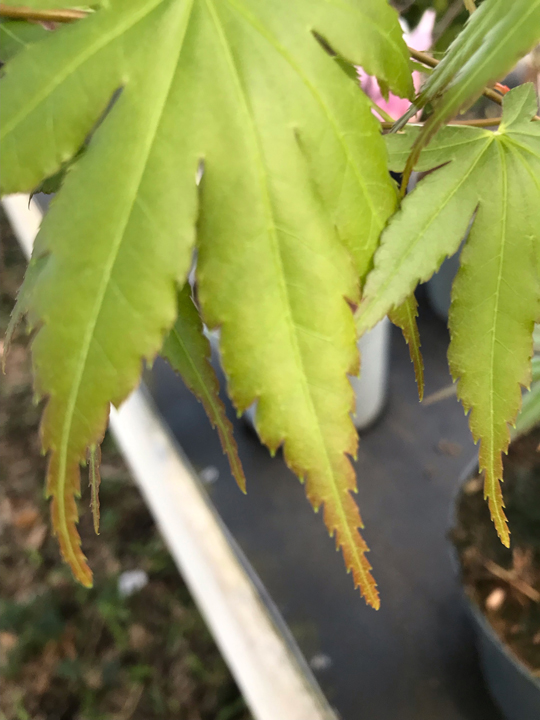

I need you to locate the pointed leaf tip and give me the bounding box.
[389,294,424,401]
[315,467,379,608]
[344,531,380,609]
[50,473,93,587]
[486,478,510,548]
[161,286,246,493]
[447,100,540,547]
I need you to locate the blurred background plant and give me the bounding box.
[396,0,470,51]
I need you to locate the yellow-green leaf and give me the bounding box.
[357,124,492,335]
[1,0,409,601]
[359,85,540,544]
[448,93,540,545]
[161,285,246,493]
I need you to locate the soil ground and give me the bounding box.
[452,427,540,676]
[0,209,250,720]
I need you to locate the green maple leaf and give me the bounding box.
[0,0,411,604]
[358,84,540,545]
[161,285,246,492]
[398,0,540,177]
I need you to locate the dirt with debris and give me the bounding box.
[0,209,250,720]
[451,427,540,675]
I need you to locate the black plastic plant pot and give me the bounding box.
[467,598,540,720]
[452,454,540,720]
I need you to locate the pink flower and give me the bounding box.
[358,10,436,121]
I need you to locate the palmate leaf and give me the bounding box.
[449,88,540,544]
[0,0,411,603]
[358,85,540,545]
[401,0,540,172]
[161,285,246,492]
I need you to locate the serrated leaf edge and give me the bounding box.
[388,294,424,401]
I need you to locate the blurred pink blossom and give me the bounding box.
[358,9,436,121]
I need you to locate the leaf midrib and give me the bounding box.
[0,23,26,50]
[360,136,494,325]
[204,0,373,595]
[487,144,507,447]
[223,0,387,233]
[504,134,540,164]
[54,0,196,554]
[479,140,509,538]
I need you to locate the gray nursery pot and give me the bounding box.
[453,459,540,720]
[467,599,540,720]
[347,316,391,431]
